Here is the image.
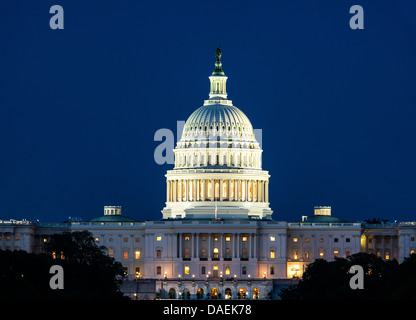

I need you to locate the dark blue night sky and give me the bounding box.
[0,0,415,223]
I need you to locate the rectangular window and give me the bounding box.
[242,266,247,275]
[123,237,128,242]
[123,251,128,259]
[270,266,274,275]
[334,250,339,259]
[270,250,275,259]
[156,266,161,275]
[156,236,162,241]
[184,266,190,275]
[269,236,276,242]
[201,266,206,275]
[135,237,140,242]
[293,238,298,243]
[135,250,141,259]
[242,237,247,242]
[156,249,162,258]
[108,247,114,258]
[135,267,140,277]
[334,238,339,243]
[225,237,231,242]
[346,238,351,242]
[305,238,310,243]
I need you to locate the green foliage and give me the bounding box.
[0,231,126,300]
[279,253,416,300]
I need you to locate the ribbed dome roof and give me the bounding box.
[180,103,257,143]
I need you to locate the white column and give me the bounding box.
[220,179,223,201]
[232,233,236,258]
[196,234,199,259]
[208,234,211,260]
[237,234,240,259]
[179,233,183,258]
[196,179,200,201]
[249,234,252,259]
[265,181,269,203]
[191,233,194,258]
[220,233,223,260]
[179,180,182,202]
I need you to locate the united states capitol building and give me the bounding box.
[1,48,416,300]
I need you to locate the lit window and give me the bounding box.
[184,266,190,275]
[15,236,20,241]
[135,250,141,259]
[305,238,310,243]
[225,237,231,242]
[334,250,339,259]
[242,237,247,242]
[43,237,48,243]
[135,237,140,242]
[270,250,275,259]
[293,238,298,243]
[123,251,128,259]
[214,237,218,242]
[293,251,298,260]
[123,237,128,242]
[185,236,190,241]
[385,251,390,260]
[269,236,276,242]
[108,247,114,258]
[225,266,230,275]
[156,236,162,241]
[94,237,99,242]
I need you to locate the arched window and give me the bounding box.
[224,288,232,299]
[253,288,260,299]
[211,287,218,299]
[213,248,219,259]
[182,288,190,300]
[197,288,204,299]
[238,288,246,299]
[168,288,176,299]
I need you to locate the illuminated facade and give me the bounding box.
[1,48,416,299]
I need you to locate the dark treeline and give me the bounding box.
[0,231,126,300]
[280,253,416,300]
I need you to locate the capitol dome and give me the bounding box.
[162,46,272,220]
[180,103,257,144]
